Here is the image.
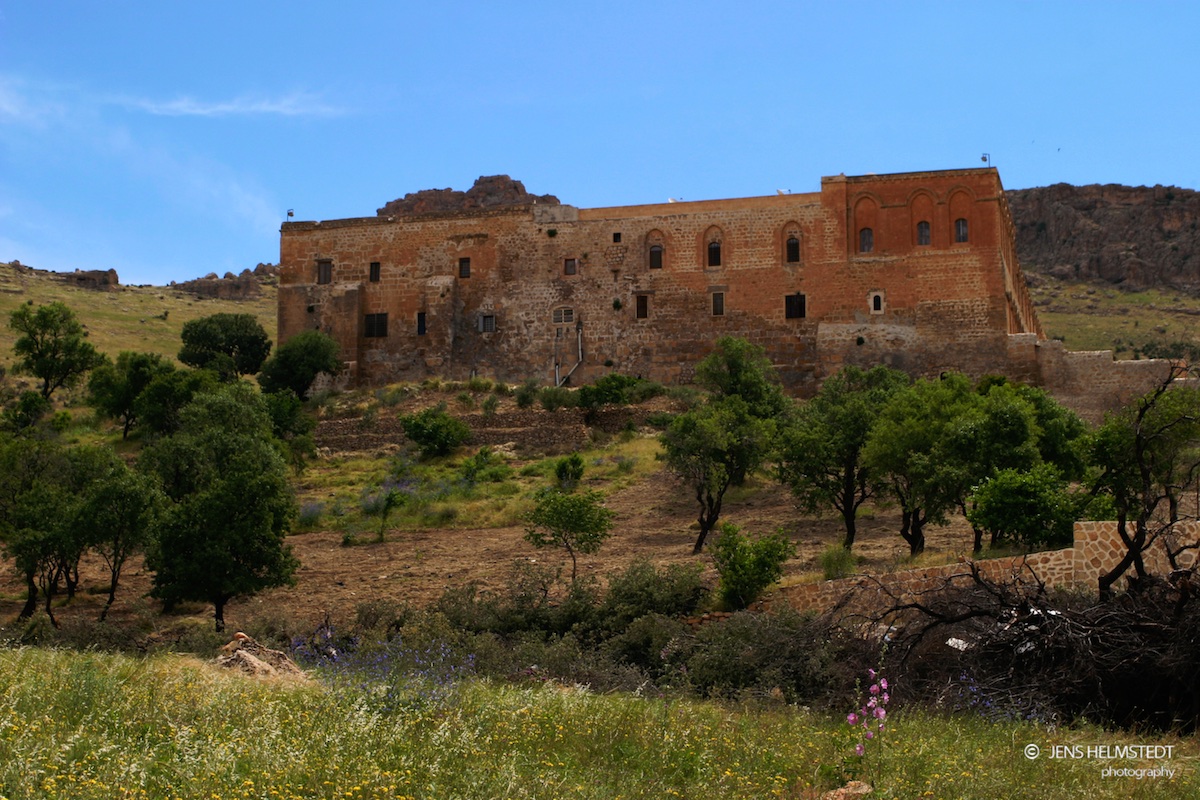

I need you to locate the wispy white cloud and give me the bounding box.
[0,74,69,127]
[113,91,345,118]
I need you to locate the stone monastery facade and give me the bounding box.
[278,169,1167,417]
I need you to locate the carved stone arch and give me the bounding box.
[908,190,937,247]
[700,224,725,267]
[781,220,803,264]
[948,187,975,244]
[645,228,667,270]
[853,193,880,254]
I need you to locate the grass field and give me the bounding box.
[0,648,1194,800]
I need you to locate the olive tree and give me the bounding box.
[8,301,103,400]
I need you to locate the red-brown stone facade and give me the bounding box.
[276,168,1163,408]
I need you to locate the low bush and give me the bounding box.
[820,544,858,580]
[710,524,795,610]
[514,379,540,409]
[399,402,471,458]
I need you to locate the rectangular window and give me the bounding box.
[636,295,649,319]
[364,313,388,338]
[369,262,381,282]
[479,314,496,333]
[317,260,332,285]
[785,293,806,319]
[916,221,931,246]
[552,308,574,324]
[711,292,725,316]
[649,245,663,269]
[417,312,426,335]
[564,258,578,275]
[955,218,969,243]
[459,257,471,278]
[612,232,622,243]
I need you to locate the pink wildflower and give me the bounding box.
[847,712,858,726]
[875,707,886,720]
[855,743,865,757]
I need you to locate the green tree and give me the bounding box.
[0,433,66,619]
[862,373,980,556]
[776,365,909,549]
[178,313,272,378]
[967,464,1079,550]
[524,489,615,581]
[263,390,318,473]
[694,336,788,420]
[0,391,51,433]
[87,351,175,438]
[661,395,773,553]
[257,329,342,398]
[1086,369,1200,598]
[135,366,216,436]
[709,523,795,610]
[8,301,104,400]
[141,383,299,631]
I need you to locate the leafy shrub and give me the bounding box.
[598,559,706,634]
[710,524,795,610]
[539,386,575,411]
[555,453,585,490]
[514,379,540,409]
[481,394,500,417]
[456,391,475,410]
[467,376,494,393]
[399,403,471,458]
[820,544,857,580]
[603,613,690,679]
[459,447,513,486]
[645,410,676,430]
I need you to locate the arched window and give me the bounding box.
[649,244,663,269]
[870,292,885,314]
[708,240,722,267]
[954,218,969,243]
[916,221,931,246]
[859,228,874,254]
[786,236,801,263]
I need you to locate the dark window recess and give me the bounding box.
[711,292,725,316]
[786,236,801,263]
[649,245,663,269]
[417,312,427,336]
[364,313,388,338]
[955,218,969,243]
[613,232,622,243]
[553,307,574,324]
[859,228,873,253]
[459,257,471,278]
[636,295,649,319]
[479,315,496,333]
[708,241,722,267]
[369,261,381,282]
[917,221,931,246]
[872,293,884,312]
[564,258,578,275]
[785,293,806,319]
[317,260,332,284]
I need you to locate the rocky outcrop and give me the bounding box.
[2,261,120,291]
[216,632,309,681]
[172,264,278,300]
[377,175,560,217]
[1009,183,1200,290]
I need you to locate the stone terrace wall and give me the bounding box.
[775,520,1200,620]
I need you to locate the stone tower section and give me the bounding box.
[277,169,1052,393]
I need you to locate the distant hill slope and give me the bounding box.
[1008,183,1200,290]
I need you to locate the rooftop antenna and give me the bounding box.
[981,153,991,167]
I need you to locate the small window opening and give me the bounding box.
[649,245,663,269]
[417,312,426,336]
[636,295,649,319]
[612,232,622,243]
[859,228,874,253]
[954,218,969,243]
[711,292,725,316]
[917,221,931,246]
[317,260,332,284]
[707,241,722,267]
[369,262,381,282]
[564,258,578,276]
[364,313,388,338]
[785,293,806,319]
[479,314,496,333]
[459,257,471,278]
[870,292,885,314]
[786,236,801,263]
[552,307,575,324]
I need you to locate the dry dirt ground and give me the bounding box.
[0,461,971,641]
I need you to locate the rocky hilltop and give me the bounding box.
[376,175,559,217]
[1008,183,1200,290]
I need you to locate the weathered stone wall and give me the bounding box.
[279,169,1058,394]
[774,521,1200,620]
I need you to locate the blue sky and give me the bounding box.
[2,2,1196,286]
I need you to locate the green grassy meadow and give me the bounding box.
[0,648,1194,800]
